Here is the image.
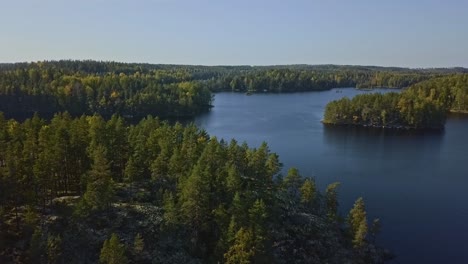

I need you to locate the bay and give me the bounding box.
[194,89,468,264]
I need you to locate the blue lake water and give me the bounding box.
[194,88,468,264]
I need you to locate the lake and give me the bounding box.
[194,89,468,264]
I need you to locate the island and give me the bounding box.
[323,74,468,129]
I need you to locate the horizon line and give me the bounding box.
[1,59,467,70]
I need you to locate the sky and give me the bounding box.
[1,0,467,67]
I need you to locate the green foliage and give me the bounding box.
[353,220,368,249]
[325,182,341,219]
[224,228,255,264]
[100,233,128,264]
[300,178,316,206]
[0,62,213,119]
[284,167,302,190]
[81,146,115,212]
[348,197,368,248]
[162,191,178,226]
[179,164,210,230]
[2,60,465,121]
[29,227,44,261]
[0,60,439,263]
[227,216,238,244]
[248,199,268,261]
[133,233,144,255]
[24,205,39,229]
[0,113,388,263]
[47,234,62,264]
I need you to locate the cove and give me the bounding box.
[194,89,468,264]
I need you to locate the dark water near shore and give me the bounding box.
[194,88,468,264]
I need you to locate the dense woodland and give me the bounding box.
[323,74,468,129]
[2,60,467,263]
[0,113,389,263]
[0,66,212,119]
[0,61,466,120]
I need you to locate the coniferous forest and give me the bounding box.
[1,60,468,263]
[0,113,389,263]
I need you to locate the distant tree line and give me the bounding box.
[0,67,212,119]
[0,113,389,263]
[204,69,441,93]
[0,60,466,120]
[323,74,468,129]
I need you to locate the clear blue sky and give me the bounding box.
[1,0,467,67]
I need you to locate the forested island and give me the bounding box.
[0,113,390,263]
[323,74,468,129]
[0,60,466,120]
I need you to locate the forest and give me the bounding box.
[0,60,466,120]
[2,60,467,263]
[323,74,468,129]
[0,113,390,263]
[0,66,212,120]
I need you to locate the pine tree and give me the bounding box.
[227,216,238,244]
[226,164,241,193]
[248,199,268,262]
[179,164,210,247]
[24,205,39,230]
[82,146,114,212]
[230,192,246,226]
[300,178,316,206]
[162,191,178,226]
[353,220,368,248]
[47,234,62,264]
[224,228,255,264]
[105,115,128,181]
[100,233,128,264]
[284,167,302,189]
[347,197,368,248]
[325,182,340,219]
[133,233,144,254]
[29,227,44,261]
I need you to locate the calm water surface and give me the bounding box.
[194,89,468,264]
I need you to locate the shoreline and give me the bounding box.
[449,109,468,114]
[321,120,444,130]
